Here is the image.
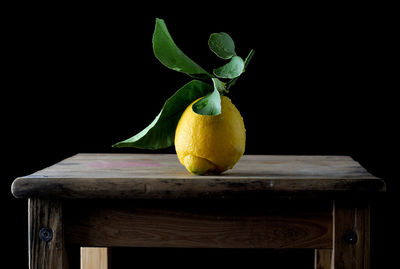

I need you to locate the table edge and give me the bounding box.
[11,174,386,199]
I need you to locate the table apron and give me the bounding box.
[63,200,333,249]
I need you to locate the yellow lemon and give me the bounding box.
[175,96,246,175]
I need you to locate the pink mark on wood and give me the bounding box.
[88,160,163,168]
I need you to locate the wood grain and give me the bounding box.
[315,249,332,269]
[12,154,385,199]
[64,200,333,249]
[333,201,370,269]
[81,248,109,269]
[28,198,68,269]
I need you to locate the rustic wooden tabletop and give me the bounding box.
[11,154,385,199]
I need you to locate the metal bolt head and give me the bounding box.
[39,227,53,242]
[343,230,358,245]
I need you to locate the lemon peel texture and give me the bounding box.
[175,96,245,175]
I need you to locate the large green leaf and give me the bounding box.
[213,56,244,79]
[208,32,236,59]
[192,78,223,116]
[113,80,213,149]
[153,18,212,80]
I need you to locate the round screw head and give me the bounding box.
[343,230,358,245]
[39,227,53,242]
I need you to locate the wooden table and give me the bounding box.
[12,154,385,269]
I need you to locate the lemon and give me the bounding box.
[174,96,246,175]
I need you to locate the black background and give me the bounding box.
[3,2,398,268]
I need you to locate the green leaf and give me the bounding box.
[208,32,236,59]
[212,77,228,94]
[113,80,213,149]
[226,49,255,90]
[192,78,222,116]
[153,18,212,79]
[213,56,244,79]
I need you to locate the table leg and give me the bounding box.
[28,198,69,269]
[81,247,110,269]
[332,201,370,269]
[315,249,332,269]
